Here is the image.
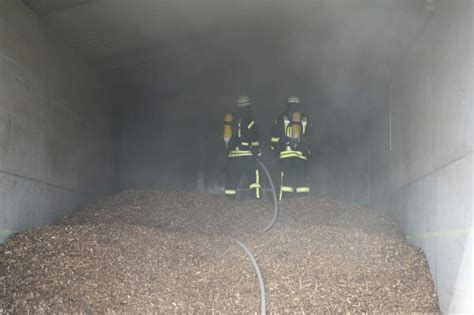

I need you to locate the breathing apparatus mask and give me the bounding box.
[233,105,250,120]
[286,103,302,115]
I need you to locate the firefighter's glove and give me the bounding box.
[251,147,262,158]
[227,138,241,150]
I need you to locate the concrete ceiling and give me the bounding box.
[23,0,296,70]
[23,0,434,127]
[24,0,430,71]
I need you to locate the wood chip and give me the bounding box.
[0,191,439,313]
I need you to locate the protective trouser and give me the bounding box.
[225,156,261,199]
[279,157,310,200]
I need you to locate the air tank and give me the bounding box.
[223,113,233,146]
[291,112,302,141]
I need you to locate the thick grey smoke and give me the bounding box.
[106,0,433,191]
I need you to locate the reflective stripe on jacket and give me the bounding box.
[270,111,312,160]
[227,114,261,158]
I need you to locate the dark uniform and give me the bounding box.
[270,109,312,200]
[225,111,262,199]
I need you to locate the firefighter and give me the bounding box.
[270,96,312,200]
[223,95,262,199]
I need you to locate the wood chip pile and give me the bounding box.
[0,190,439,313]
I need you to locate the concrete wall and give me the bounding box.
[118,92,225,192]
[0,0,114,242]
[369,0,473,312]
[312,122,370,204]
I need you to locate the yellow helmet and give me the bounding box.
[286,96,301,104]
[236,95,251,107]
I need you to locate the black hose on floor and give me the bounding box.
[234,239,266,315]
[256,159,278,232]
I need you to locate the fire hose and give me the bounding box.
[231,158,278,314]
[256,158,279,232]
[234,239,267,315]
[225,113,308,313]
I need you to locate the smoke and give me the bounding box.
[107,0,431,191]
[111,0,426,126]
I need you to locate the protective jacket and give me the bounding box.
[227,113,261,158]
[270,111,312,160]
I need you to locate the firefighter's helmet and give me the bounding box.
[236,95,251,107]
[286,96,301,104]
